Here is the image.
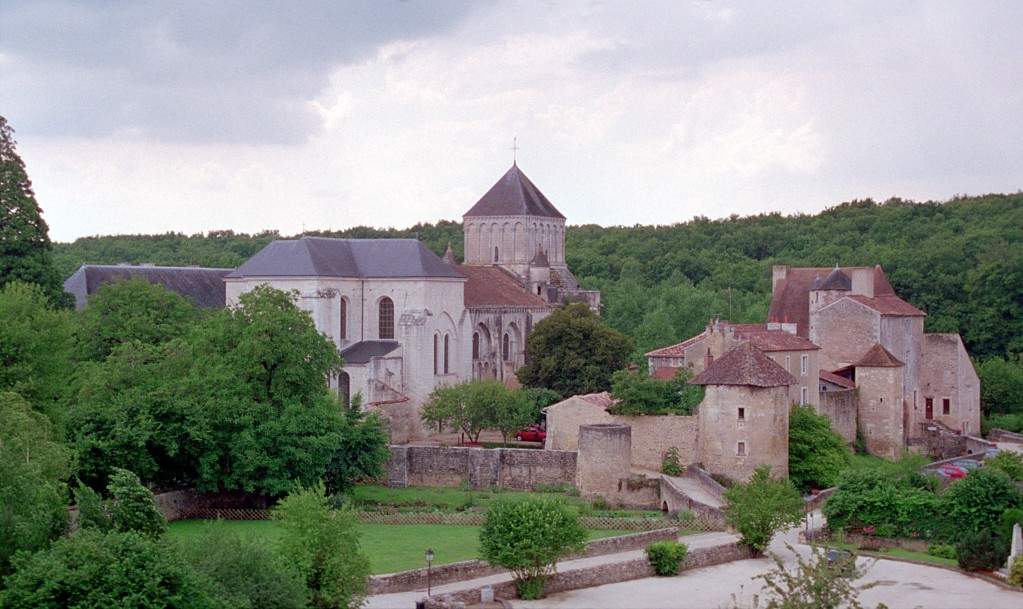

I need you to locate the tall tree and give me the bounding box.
[517,303,633,396]
[0,116,65,305]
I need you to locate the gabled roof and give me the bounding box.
[341,340,400,365]
[690,342,796,388]
[63,264,232,310]
[820,370,855,389]
[646,331,707,357]
[731,326,820,352]
[845,295,925,317]
[769,265,899,337]
[227,237,463,279]
[463,165,565,219]
[853,343,904,368]
[458,265,551,308]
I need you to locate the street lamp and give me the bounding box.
[425,548,435,596]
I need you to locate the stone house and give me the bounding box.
[547,342,794,481]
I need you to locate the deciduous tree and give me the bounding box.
[723,466,804,553]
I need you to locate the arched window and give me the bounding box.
[339,297,347,340]
[443,334,450,374]
[493,246,499,262]
[502,333,510,361]
[338,371,350,407]
[378,297,394,339]
[537,285,542,295]
[433,334,438,375]
[472,333,480,359]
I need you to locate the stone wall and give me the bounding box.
[545,395,700,471]
[423,541,755,607]
[856,366,905,460]
[989,428,1023,444]
[385,445,577,490]
[697,384,790,481]
[576,424,631,499]
[152,489,201,521]
[819,388,857,444]
[369,527,679,594]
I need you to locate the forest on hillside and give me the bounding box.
[54,193,1023,362]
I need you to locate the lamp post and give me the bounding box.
[425,548,435,596]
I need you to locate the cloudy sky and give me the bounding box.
[2,1,1021,241]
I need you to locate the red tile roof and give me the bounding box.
[458,265,551,308]
[820,370,855,389]
[854,343,904,368]
[845,295,925,317]
[690,342,796,388]
[651,367,681,380]
[731,327,820,352]
[645,331,707,357]
[768,265,899,337]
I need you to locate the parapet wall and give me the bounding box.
[386,445,577,490]
[819,389,857,444]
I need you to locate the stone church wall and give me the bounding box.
[385,445,577,490]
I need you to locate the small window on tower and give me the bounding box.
[537,285,542,295]
[494,246,499,262]
[737,407,745,421]
[737,442,747,457]
[942,398,950,415]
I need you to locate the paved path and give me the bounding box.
[512,515,1023,609]
[364,531,738,609]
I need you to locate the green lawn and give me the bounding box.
[166,520,622,574]
[823,540,958,568]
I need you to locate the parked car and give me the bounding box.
[825,548,856,577]
[951,459,981,471]
[515,424,546,442]
[936,464,968,479]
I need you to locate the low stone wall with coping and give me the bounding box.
[368,527,680,594]
[421,540,756,607]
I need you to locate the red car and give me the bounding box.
[936,464,967,479]
[515,424,546,443]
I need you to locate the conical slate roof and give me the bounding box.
[463,165,565,219]
[812,267,852,291]
[690,342,796,388]
[853,343,904,368]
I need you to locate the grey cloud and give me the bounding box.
[0,0,485,143]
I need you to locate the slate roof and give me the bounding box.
[853,343,904,368]
[690,342,796,388]
[820,370,856,389]
[812,267,852,291]
[463,165,565,219]
[63,264,231,310]
[227,237,463,279]
[458,265,551,308]
[769,265,900,337]
[340,340,401,365]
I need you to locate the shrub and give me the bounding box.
[661,446,684,476]
[646,540,688,576]
[723,466,804,553]
[956,529,1009,571]
[1009,554,1023,588]
[324,399,390,494]
[273,482,370,609]
[987,451,1023,481]
[822,468,950,540]
[106,468,166,537]
[608,368,703,415]
[1001,508,1023,546]
[927,544,956,560]
[0,530,217,609]
[945,468,1022,535]
[177,522,310,609]
[479,497,588,599]
[788,405,851,491]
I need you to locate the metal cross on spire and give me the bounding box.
[510,137,519,165]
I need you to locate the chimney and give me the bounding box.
[772,265,788,294]
[704,348,714,369]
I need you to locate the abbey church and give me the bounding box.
[67,165,598,442]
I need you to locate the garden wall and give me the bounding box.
[386,445,577,490]
[368,527,680,594]
[422,541,755,607]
